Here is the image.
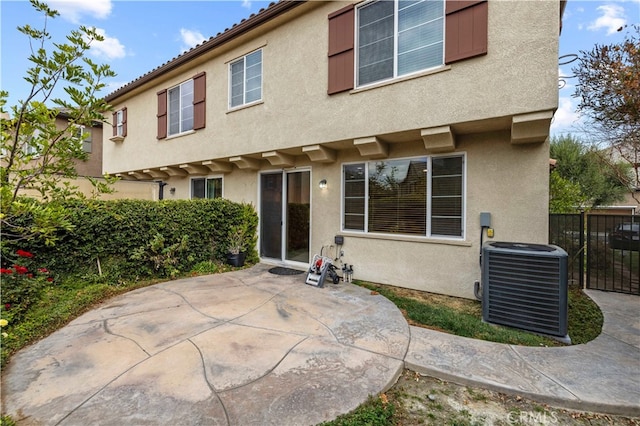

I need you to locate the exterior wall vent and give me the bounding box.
[481,242,570,343]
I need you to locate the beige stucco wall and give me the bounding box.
[72,122,103,178]
[18,178,158,201]
[103,0,559,298]
[154,129,549,299]
[83,179,158,201]
[103,0,559,173]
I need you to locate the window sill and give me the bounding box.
[340,231,471,247]
[351,65,451,94]
[164,130,195,141]
[227,100,264,114]
[109,135,125,143]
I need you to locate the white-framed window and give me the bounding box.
[168,79,194,136]
[342,154,465,238]
[191,176,223,199]
[356,0,444,87]
[116,110,124,137]
[75,125,92,153]
[229,49,262,108]
[21,129,41,156]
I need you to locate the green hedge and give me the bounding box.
[1,198,258,280]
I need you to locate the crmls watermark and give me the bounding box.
[507,410,559,425]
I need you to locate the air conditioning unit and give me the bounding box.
[482,242,570,343]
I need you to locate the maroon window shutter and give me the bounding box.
[445,0,488,64]
[193,72,206,130]
[157,89,167,139]
[327,5,354,95]
[122,107,127,137]
[112,112,117,136]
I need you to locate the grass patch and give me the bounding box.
[567,285,603,344]
[0,262,240,369]
[318,395,395,426]
[0,277,158,368]
[355,281,603,346]
[356,281,559,346]
[1,415,17,426]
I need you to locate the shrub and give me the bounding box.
[1,198,259,280]
[131,234,192,278]
[190,260,221,275]
[0,249,55,323]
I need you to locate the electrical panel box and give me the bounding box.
[334,235,344,245]
[480,212,491,228]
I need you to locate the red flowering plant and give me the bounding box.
[1,249,55,322]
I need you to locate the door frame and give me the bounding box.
[258,167,312,268]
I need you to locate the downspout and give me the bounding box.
[157,181,168,200]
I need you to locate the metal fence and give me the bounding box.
[587,215,640,294]
[549,213,640,295]
[549,213,584,288]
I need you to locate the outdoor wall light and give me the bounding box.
[319,179,327,189]
[170,187,176,195]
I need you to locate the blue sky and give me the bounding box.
[1,0,639,137]
[555,0,639,137]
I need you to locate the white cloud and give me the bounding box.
[551,97,583,136]
[587,4,626,35]
[242,0,252,9]
[87,28,126,60]
[557,65,578,91]
[46,0,112,23]
[180,28,206,52]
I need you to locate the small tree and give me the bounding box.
[550,135,628,211]
[549,169,586,213]
[0,0,117,244]
[572,25,640,198]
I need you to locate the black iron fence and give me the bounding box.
[549,213,584,288]
[549,213,640,295]
[587,215,640,294]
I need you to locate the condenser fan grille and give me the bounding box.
[482,242,569,341]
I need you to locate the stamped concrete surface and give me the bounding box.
[1,264,409,425]
[405,289,640,416]
[4,265,639,423]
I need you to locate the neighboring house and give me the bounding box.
[1,110,101,177]
[56,110,103,179]
[55,111,159,200]
[2,110,157,200]
[103,0,563,298]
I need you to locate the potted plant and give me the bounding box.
[226,225,247,267]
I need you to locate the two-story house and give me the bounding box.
[103,0,563,298]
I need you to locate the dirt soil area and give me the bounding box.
[387,369,640,425]
[371,283,639,425]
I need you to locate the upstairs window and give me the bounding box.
[229,49,262,108]
[157,72,206,140]
[356,0,444,86]
[116,110,125,137]
[191,177,223,199]
[168,80,194,136]
[342,154,464,238]
[111,107,127,141]
[328,1,487,95]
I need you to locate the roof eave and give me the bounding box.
[105,0,307,103]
